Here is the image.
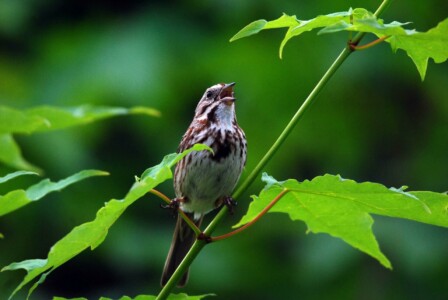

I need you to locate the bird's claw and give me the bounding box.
[223,196,237,215]
[160,198,181,218]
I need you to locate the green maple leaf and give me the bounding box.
[230,8,448,80]
[0,170,108,217]
[1,144,211,300]
[386,19,448,80]
[235,173,448,269]
[0,104,160,172]
[53,292,214,300]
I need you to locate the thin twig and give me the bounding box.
[149,189,171,204]
[211,189,289,242]
[149,189,201,235]
[350,35,390,51]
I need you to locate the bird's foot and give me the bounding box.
[160,197,184,217]
[223,196,237,215]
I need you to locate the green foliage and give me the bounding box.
[52,293,214,300]
[0,170,38,184]
[1,144,211,300]
[0,105,160,134]
[236,174,448,269]
[0,170,108,217]
[0,105,160,172]
[387,19,448,80]
[102,293,213,300]
[1,1,447,299]
[0,134,38,172]
[230,8,448,79]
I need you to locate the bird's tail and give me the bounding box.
[161,213,202,287]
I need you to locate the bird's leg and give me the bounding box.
[160,197,185,217]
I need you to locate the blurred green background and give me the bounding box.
[0,0,447,299]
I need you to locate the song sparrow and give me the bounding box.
[161,82,247,287]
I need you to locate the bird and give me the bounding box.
[161,82,247,287]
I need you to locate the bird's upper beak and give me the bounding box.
[219,82,236,106]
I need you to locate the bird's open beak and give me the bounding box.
[219,82,236,106]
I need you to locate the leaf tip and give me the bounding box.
[129,106,161,117]
[261,172,282,189]
[95,170,110,177]
[230,19,268,42]
[383,257,393,270]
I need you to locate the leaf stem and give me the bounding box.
[156,0,392,298]
[211,189,289,242]
[149,189,171,204]
[349,35,390,51]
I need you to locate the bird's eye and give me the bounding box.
[206,91,213,98]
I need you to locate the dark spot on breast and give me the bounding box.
[211,139,231,161]
[215,129,222,141]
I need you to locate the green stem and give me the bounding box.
[373,0,392,18]
[236,49,350,196]
[156,1,391,298]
